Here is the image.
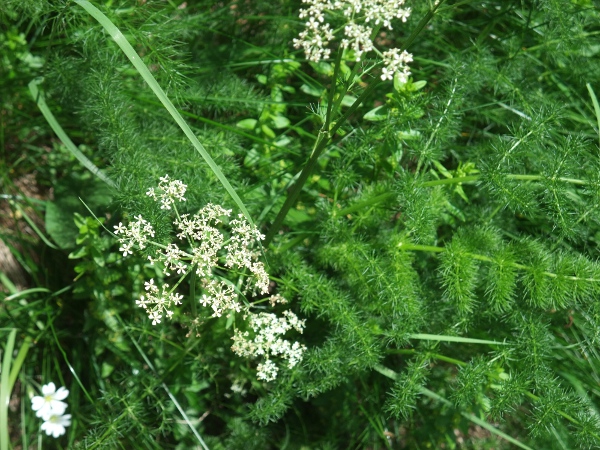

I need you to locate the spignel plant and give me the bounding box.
[2,0,600,448]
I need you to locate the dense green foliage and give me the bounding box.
[2,0,600,448]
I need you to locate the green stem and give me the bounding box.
[115,314,209,450]
[49,323,96,406]
[386,348,467,367]
[190,267,197,318]
[335,173,588,217]
[263,3,446,245]
[421,174,587,187]
[398,242,600,283]
[8,337,31,391]
[421,175,481,186]
[264,78,382,245]
[336,192,396,216]
[324,48,344,135]
[397,242,445,253]
[586,82,600,150]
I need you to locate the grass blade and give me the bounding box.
[373,364,532,450]
[14,203,59,250]
[409,333,507,345]
[420,387,533,450]
[49,323,95,406]
[8,338,32,396]
[28,80,116,189]
[0,329,17,450]
[586,83,600,149]
[5,288,51,302]
[74,0,252,224]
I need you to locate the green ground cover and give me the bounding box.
[2,0,600,448]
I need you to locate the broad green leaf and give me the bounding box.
[236,118,258,130]
[363,105,389,121]
[271,115,290,129]
[412,80,427,91]
[301,83,325,97]
[261,124,276,138]
[256,74,267,85]
[341,95,357,107]
[46,174,112,249]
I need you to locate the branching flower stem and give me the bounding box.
[264,1,447,246]
[398,242,600,283]
[264,79,383,245]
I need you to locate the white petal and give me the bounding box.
[52,424,66,438]
[60,414,72,426]
[31,396,44,411]
[35,404,52,419]
[49,401,67,416]
[53,387,69,401]
[41,382,56,396]
[41,414,71,438]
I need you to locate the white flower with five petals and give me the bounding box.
[31,382,69,419]
[41,413,72,438]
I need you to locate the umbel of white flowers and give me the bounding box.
[31,382,72,438]
[232,309,307,381]
[114,176,306,381]
[114,175,269,324]
[293,0,413,82]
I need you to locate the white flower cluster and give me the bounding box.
[146,174,187,210]
[136,279,183,325]
[341,22,374,61]
[269,293,288,307]
[200,278,240,317]
[381,48,413,82]
[31,382,72,438]
[114,176,270,324]
[115,176,307,382]
[231,309,307,381]
[293,0,413,81]
[114,215,154,257]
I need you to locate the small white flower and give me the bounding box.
[146,187,157,200]
[41,413,72,438]
[113,222,126,234]
[31,382,69,419]
[149,310,162,325]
